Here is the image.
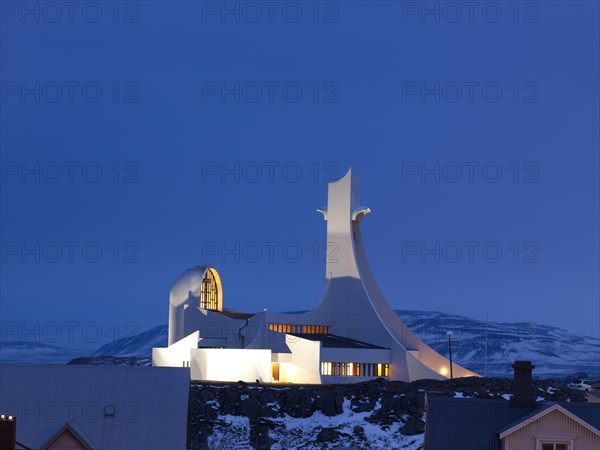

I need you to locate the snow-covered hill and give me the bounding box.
[90,324,167,357]
[3,310,599,379]
[0,341,86,365]
[395,310,600,379]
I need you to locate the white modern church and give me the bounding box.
[153,169,478,383]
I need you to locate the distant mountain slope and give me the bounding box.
[395,310,600,379]
[91,324,167,357]
[4,311,599,379]
[0,341,85,364]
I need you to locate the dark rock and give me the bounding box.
[250,420,276,450]
[321,392,344,416]
[351,394,376,413]
[238,398,263,420]
[401,417,425,436]
[316,427,339,442]
[187,376,588,447]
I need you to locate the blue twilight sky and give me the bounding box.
[1,1,598,348]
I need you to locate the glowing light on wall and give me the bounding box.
[440,367,448,376]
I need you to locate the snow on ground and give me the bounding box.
[207,415,251,449]
[207,398,423,450]
[540,386,559,394]
[453,391,473,398]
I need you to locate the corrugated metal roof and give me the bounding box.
[0,365,190,450]
[560,402,600,429]
[426,396,600,450]
[426,396,542,450]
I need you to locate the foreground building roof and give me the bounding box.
[0,364,190,450]
[425,395,600,450]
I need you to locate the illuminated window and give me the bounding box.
[374,363,389,377]
[200,269,220,311]
[267,323,329,334]
[321,362,389,377]
[321,362,333,376]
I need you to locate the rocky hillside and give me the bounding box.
[187,377,587,450]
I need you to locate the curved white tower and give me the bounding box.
[168,266,223,345]
[266,168,478,381]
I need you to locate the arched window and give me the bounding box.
[200,269,220,310]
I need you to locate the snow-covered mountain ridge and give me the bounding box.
[2,310,599,379]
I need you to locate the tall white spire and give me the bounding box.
[317,168,371,280]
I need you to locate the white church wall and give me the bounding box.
[190,348,272,382]
[152,331,199,368]
[185,307,246,348]
[281,335,321,384]
[320,347,389,363]
[319,348,391,384]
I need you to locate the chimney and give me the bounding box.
[510,360,536,408]
[0,414,16,450]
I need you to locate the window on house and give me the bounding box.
[541,442,570,450]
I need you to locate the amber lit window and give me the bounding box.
[321,362,333,376]
[200,269,220,310]
[267,324,329,334]
[321,362,389,377]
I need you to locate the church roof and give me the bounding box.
[288,333,388,349]
[215,310,255,320]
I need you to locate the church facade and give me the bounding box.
[152,169,478,383]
